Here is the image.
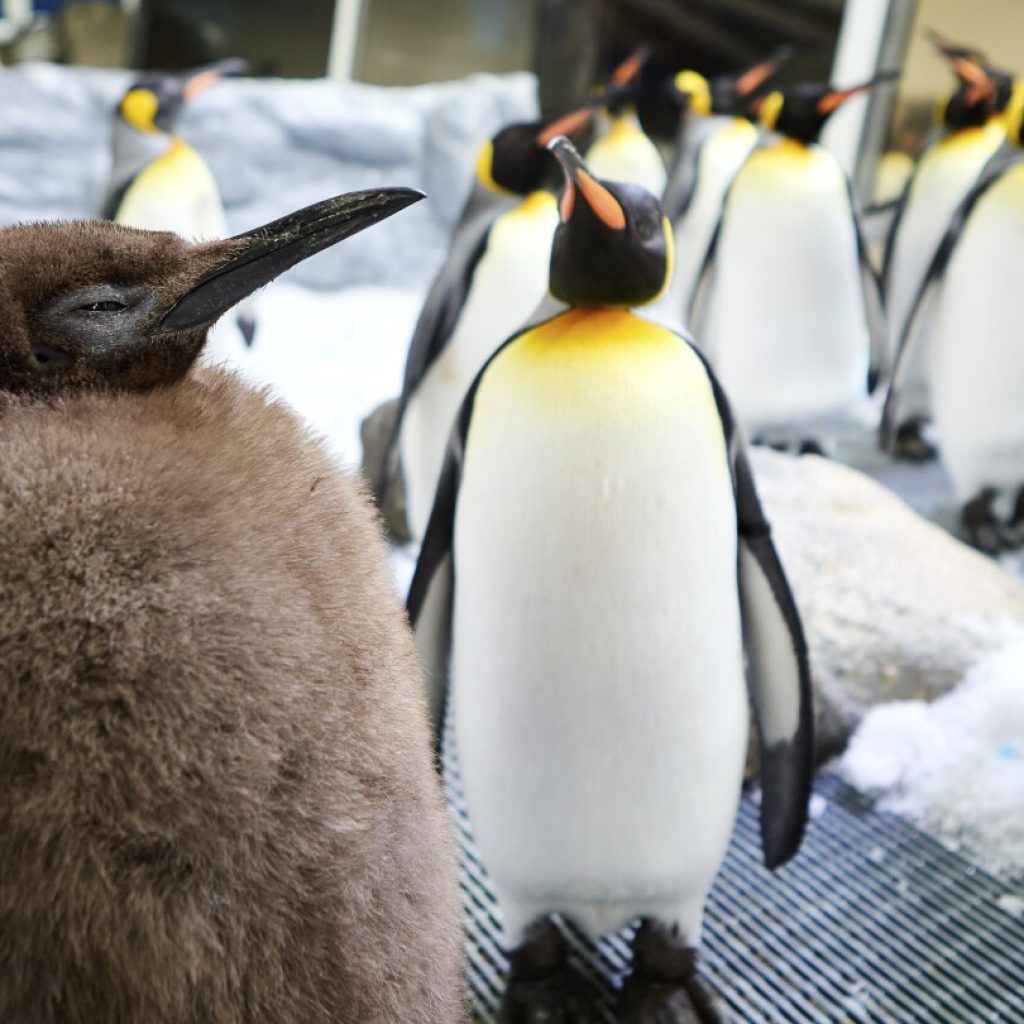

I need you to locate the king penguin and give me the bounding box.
[881,33,1010,460]
[407,136,813,1023]
[883,86,1024,553]
[690,77,888,447]
[584,47,668,198]
[662,46,794,323]
[106,59,256,365]
[385,105,596,541]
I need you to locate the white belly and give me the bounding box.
[702,143,869,435]
[885,123,1006,410]
[451,311,748,944]
[401,195,558,539]
[931,165,1024,500]
[671,118,759,325]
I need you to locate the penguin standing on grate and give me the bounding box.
[408,137,813,1023]
[105,60,257,364]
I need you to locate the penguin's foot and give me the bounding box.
[751,435,830,458]
[797,438,828,458]
[961,488,1022,553]
[892,418,937,462]
[499,918,600,1024]
[617,920,729,1024]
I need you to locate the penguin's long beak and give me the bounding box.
[926,31,994,104]
[547,136,625,229]
[815,70,899,114]
[152,188,424,335]
[182,57,249,102]
[594,45,651,106]
[536,104,598,146]
[734,44,795,99]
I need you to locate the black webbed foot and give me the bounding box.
[797,438,827,457]
[499,918,601,1024]
[617,920,729,1024]
[961,488,1014,554]
[892,418,938,462]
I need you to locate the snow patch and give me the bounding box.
[841,640,1024,879]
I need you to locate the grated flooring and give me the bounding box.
[446,742,1024,1023]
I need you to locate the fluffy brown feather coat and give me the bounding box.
[0,368,466,1022]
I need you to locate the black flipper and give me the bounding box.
[843,177,887,393]
[661,116,724,223]
[376,182,508,500]
[881,157,1018,449]
[690,345,814,868]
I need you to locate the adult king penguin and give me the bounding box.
[106,60,256,364]
[384,105,595,540]
[690,77,888,448]
[662,46,794,321]
[585,47,668,198]
[883,86,1024,553]
[408,137,813,1023]
[881,34,1009,460]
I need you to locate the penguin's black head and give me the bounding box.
[546,136,670,308]
[758,73,896,144]
[709,45,795,118]
[0,188,422,396]
[477,106,596,197]
[928,31,998,129]
[117,58,247,135]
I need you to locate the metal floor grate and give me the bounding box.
[445,735,1024,1023]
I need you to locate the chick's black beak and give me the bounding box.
[547,136,626,230]
[152,188,425,336]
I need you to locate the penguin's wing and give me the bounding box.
[689,345,813,867]
[880,163,1012,449]
[661,116,720,222]
[844,178,886,392]
[878,163,914,297]
[685,192,726,336]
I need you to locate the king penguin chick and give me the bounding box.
[408,137,813,1024]
[881,33,1011,461]
[382,104,596,541]
[0,191,468,1024]
[107,59,257,366]
[584,47,668,197]
[690,76,889,450]
[883,86,1024,553]
[662,46,794,321]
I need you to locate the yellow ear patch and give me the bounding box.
[474,139,516,198]
[674,70,712,117]
[759,90,784,131]
[120,88,159,133]
[1005,79,1024,146]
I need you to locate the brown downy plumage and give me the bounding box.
[0,193,468,1023]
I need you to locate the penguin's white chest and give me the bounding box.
[451,309,748,943]
[931,165,1024,500]
[115,141,228,240]
[703,143,868,433]
[671,118,758,320]
[401,192,558,539]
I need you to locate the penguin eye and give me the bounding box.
[635,211,658,241]
[79,300,127,313]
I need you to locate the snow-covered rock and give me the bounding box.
[752,448,1024,760]
[841,640,1024,879]
[0,62,537,291]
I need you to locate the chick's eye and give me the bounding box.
[80,300,126,313]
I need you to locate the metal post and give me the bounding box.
[327,0,365,81]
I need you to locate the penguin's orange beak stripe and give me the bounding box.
[183,69,224,101]
[537,106,595,146]
[611,47,649,87]
[951,57,995,104]
[817,84,869,115]
[559,181,576,222]
[735,59,777,98]
[577,170,626,229]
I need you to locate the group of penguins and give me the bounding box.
[0,33,1017,1024]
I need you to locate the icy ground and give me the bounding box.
[232,279,1024,882]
